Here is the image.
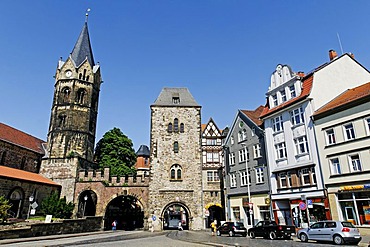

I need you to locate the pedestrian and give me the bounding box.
[210,220,217,236]
[112,220,117,231]
[178,221,183,231]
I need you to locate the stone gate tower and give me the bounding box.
[149,88,203,231]
[40,20,102,202]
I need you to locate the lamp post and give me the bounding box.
[242,143,251,228]
[83,195,88,217]
[27,195,34,220]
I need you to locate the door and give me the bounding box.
[345,207,357,225]
[307,222,325,241]
[321,221,336,241]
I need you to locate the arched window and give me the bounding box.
[174,141,179,153]
[168,123,173,133]
[174,118,179,132]
[180,123,184,133]
[238,131,243,142]
[76,89,87,104]
[58,115,66,127]
[61,87,71,103]
[170,164,182,180]
[242,129,247,140]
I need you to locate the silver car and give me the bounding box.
[297,221,361,245]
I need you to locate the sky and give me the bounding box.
[2,1,370,150]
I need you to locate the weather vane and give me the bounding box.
[85,8,91,23]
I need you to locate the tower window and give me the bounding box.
[76,89,87,104]
[180,123,184,133]
[170,164,182,180]
[174,141,179,153]
[174,118,179,132]
[168,123,173,133]
[58,115,66,127]
[61,87,71,103]
[172,97,180,104]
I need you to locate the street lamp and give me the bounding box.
[241,143,251,228]
[83,195,88,216]
[27,195,34,220]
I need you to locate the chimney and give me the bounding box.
[297,71,305,78]
[329,50,338,61]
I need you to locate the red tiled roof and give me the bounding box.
[0,165,60,186]
[313,82,370,117]
[260,75,313,118]
[201,124,207,132]
[241,105,264,127]
[0,123,45,154]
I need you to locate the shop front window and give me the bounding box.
[338,191,370,226]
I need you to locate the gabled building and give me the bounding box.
[201,118,226,228]
[223,106,269,227]
[313,82,370,226]
[260,51,370,228]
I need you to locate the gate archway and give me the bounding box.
[77,190,97,217]
[206,205,223,228]
[104,195,144,230]
[162,202,190,230]
[7,187,24,218]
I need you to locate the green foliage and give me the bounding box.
[0,196,12,223]
[94,127,137,176]
[40,191,74,219]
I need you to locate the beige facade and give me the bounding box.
[149,88,203,231]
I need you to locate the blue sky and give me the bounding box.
[2,1,370,150]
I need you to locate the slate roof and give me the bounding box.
[0,165,60,186]
[0,122,45,154]
[71,22,95,67]
[136,145,150,157]
[152,88,200,107]
[313,82,370,119]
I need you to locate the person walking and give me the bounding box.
[112,220,117,231]
[210,220,217,236]
[178,221,183,231]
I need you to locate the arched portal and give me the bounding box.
[77,190,97,218]
[162,202,190,230]
[206,205,223,228]
[7,188,24,218]
[104,195,144,230]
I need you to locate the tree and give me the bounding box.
[94,127,137,176]
[40,191,74,219]
[0,196,11,223]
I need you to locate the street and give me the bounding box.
[1,230,368,247]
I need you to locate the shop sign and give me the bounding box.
[340,184,370,191]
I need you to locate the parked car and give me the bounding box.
[216,222,247,237]
[248,220,295,240]
[297,221,362,245]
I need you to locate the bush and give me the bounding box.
[0,196,12,223]
[40,191,74,219]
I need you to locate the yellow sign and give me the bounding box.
[205,203,222,209]
[340,185,364,191]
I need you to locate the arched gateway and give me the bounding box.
[162,202,190,230]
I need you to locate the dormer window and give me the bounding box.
[289,85,296,98]
[272,94,278,107]
[172,97,180,104]
[280,90,286,102]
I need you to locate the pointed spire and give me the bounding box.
[70,20,95,67]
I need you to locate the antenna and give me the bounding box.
[337,33,344,54]
[85,8,91,23]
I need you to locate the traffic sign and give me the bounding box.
[299,201,307,210]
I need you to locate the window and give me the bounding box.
[230,174,237,187]
[172,97,180,104]
[349,154,362,172]
[167,123,173,132]
[207,171,219,182]
[206,139,217,145]
[272,115,283,132]
[343,123,355,140]
[144,157,149,166]
[58,115,66,127]
[255,167,264,184]
[366,118,370,134]
[294,136,309,155]
[229,153,235,165]
[230,136,234,145]
[251,128,255,137]
[279,172,287,188]
[275,142,287,159]
[238,131,242,142]
[180,123,184,133]
[238,149,246,162]
[280,90,287,102]
[174,118,179,132]
[76,88,86,104]
[299,168,311,185]
[330,158,341,175]
[272,94,278,107]
[240,171,248,186]
[173,141,179,153]
[253,144,261,158]
[207,152,219,163]
[289,85,296,98]
[311,167,317,184]
[170,164,182,180]
[242,129,247,140]
[61,87,71,102]
[325,129,336,145]
[290,107,304,125]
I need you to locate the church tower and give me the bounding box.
[149,88,203,231]
[40,18,102,202]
